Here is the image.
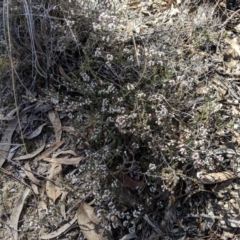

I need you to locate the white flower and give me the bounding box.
[127,83,135,91]
[131,142,139,149]
[99,12,108,22]
[179,147,187,155]
[108,23,116,30]
[94,48,102,57]
[149,163,156,171]
[106,54,113,61]
[92,22,101,31]
[80,72,90,82]
[137,92,146,98]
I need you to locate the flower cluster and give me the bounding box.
[93,12,117,32]
[115,113,137,133]
[154,105,168,125]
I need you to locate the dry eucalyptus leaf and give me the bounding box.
[6,106,20,118]
[24,162,43,186]
[0,113,5,120]
[60,191,68,219]
[14,141,46,160]
[0,107,19,120]
[24,123,47,139]
[0,118,18,167]
[127,1,141,7]
[46,181,63,203]
[46,163,63,203]
[225,37,240,57]
[221,231,235,239]
[48,111,62,142]
[40,215,77,239]
[7,145,20,161]
[59,65,72,82]
[8,188,30,240]
[226,60,238,73]
[198,171,236,184]
[52,150,77,158]
[224,48,239,61]
[43,156,83,165]
[0,115,16,121]
[116,173,144,190]
[62,126,76,134]
[234,23,240,33]
[77,202,108,240]
[38,186,48,218]
[168,6,180,17]
[119,233,137,240]
[35,141,64,161]
[31,183,39,195]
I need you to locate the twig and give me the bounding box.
[221,9,240,28]
[0,167,37,204]
[187,214,240,226]
[132,31,140,67]
[143,214,162,235]
[5,0,27,154]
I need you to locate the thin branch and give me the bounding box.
[143,214,162,236]
[187,214,240,226]
[221,9,240,28]
[5,0,27,154]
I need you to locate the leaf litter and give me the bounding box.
[7,187,30,240]
[13,141,46,161]
[45,163,63,203]
[0,105,85,239]
[77,203,108,240]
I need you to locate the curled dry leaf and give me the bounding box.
[116,173,144,190]
[24,123,47,140]
[60,191,68,219]
[38,186,48,218]
[24,162,43,186]
[6,106,20,118]
[8,145,21,160]
[40,215,77,239]
[46,163,63,203]
[43,156,83,165]
[119,233,137,240]
[35,141,64,161]
[8,188,30,240]
[225,37,240,57]
[198,171,237,184]
[0,118,18,167]
[52,150,77,158]
[31,183,39,195]
[48,111,62,142]
[62,126,76,134]
[14,141,46,160]
[0,107,19,120]
[77,202,108,240]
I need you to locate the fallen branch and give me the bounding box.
[187,214,240,226]
[221,9,240,28]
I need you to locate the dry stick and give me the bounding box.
[6,1,27,154]
[221,9,240,28]
[6,157,65,189]
[187,214,240,226]
[2,151,76,195]
[132,31,140,67]
[143,214,162,236]
[0,150,62,192]
[0,167,37,204]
